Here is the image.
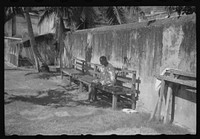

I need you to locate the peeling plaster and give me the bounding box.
[161,25,184,73]
[61,15,196,131]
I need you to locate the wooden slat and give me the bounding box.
[78,75,97,84]
[62,68,82,76]
[75,61,84,66]
[74,64,83,70]
[72,56,85,62]
[117,76,132,83]
[87,61,102,67]
[168,69,196,78]
[155,74,196,88]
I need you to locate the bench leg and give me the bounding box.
[69,76,72,86]
[93,88,97,101]
[79,82,83,92]
[163,83,173,124]
[61,71,63,79]
[112,94,118,110]
[131,94,136,110]
[88,84,92,101]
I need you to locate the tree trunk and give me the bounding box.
[25,7,49,72]
[58,17,64,72]
[58,17,73,71]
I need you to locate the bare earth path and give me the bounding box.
[4,63,191,135]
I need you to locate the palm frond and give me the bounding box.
[78,7,97,29]
[38,7,57,26]
[106,6,126,25]
[4,7,25,23]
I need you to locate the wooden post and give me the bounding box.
[72,58,75,68]
[131,71,136,109]
[136,77,140,101]
[156,79,165,121]
[79,82,83,92]
[93,65,97,77]
[69,76,72,86]
[163,82,173,124]
[74,59,77,69]
[112,93,118,110]
[163,72,174,124]
[131,94,136,110]
[61,71,63,79]
[88,84,92,100]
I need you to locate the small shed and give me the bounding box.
[4,37,22,67]
[19,33,58,67]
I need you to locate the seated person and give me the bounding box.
[87,56,116,102]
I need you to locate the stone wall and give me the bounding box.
[62,14,196,132]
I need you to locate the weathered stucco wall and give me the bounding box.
[63,14,196,132]
[4,39,21,66]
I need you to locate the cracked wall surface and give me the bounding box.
[63,14,196,132]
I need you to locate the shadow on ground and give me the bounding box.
[5,86,132,109]
[24,72,61,80]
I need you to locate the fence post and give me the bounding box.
[131,71,136,110]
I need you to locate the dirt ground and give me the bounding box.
[4,62,192,135]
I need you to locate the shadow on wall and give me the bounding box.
[175,86,196,103]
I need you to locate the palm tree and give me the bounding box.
[165,6,196,18]
[105,6,126,25]
[124,6,145,23]
[4,7,25,24]
[4,7,49,72]
[38,7,98,71]
[102,6,144,25]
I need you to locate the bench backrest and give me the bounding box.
[72,57,85,72]
[86,61,141,97]
[71,57,141,97]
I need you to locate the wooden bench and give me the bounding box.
[61,57,86,85]
[149,69,196,123]
[78,61,141,110]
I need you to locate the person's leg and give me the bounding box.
[88,83,95,102]
[93,88,98,101]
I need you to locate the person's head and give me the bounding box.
[99,56,108,66]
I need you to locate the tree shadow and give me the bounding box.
[25,72,60,80]
[5,87,132,109]
[5,89,70,107]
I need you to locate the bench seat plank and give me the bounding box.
[78,75,135,95]
[62,68,83,76]
[78,75,97,85]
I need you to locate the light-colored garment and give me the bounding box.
[99,63,116,85]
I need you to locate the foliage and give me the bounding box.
[105,6,126,25]
[4,7,25,24]
[4,7,41,24]
[165,6,195,17]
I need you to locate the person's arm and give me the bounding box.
[109,66,116,86]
